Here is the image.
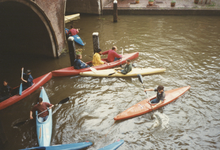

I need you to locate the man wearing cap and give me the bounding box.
[21,69,33,91]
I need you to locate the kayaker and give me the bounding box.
[117,59,132,75]
[92,49,107,66]
[102,46,122,62]
[144,85,165,108]
[21,69,33,91]
[30,97,54,122]
[0,80,11,102]
[67,25,79,36]
[74,54,90,69]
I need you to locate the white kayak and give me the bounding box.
[80,68,166,77]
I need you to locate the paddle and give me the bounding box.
[137,74,155,114]
[19,67,24,95]
[13,97,70,127]
[90,67,97,73]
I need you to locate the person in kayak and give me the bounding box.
[0,80,11,102]
[67,25,79,36]
[21,69,33,91]
[102,46,122,62]
[30,97,54,122]
[74,54,90,69]
[117,59,132,75]
[92,49,107,66]
[144,85,165,108]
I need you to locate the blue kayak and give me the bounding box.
[36,87,52,146]
[19,141,93,150]
[65,28,85,46]
[98,140,124,150]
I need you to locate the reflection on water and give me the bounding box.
[0,15,220,150]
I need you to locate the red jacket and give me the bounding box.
[102,49,121,62]
[68,28,79,36]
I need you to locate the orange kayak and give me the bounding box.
[114,86,191,120]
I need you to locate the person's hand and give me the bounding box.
[30,116,33,120]
[49,105,54,109]
[144,89,147,92]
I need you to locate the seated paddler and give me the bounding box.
[144,85,165,108]
[117,59,132,75]
[30,97,54,122]
[74,54,90,69]
[0,80,11,102]
[92,49,107,66]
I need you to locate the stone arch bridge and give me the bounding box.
[0,0,66,58]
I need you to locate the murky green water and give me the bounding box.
[0,15,220,150]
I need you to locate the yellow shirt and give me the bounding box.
[92,53,104,66]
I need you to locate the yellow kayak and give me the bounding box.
[80,68,166,77]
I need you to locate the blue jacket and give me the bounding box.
[74,59,89,69]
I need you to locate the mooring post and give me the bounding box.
[68,36,76,66]
[93,32,100,53]
[113,0,118,22]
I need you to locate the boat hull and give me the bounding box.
[98,140,124,150]
[19,141,93,150]
[36,87,52,147]
[80,68,166,77]
[65,28,84,46]
[52,52,139,77]
[0,72,52,110]
[114,86,191,120]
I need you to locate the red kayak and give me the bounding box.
[52,52,139,77]
[114,86,191,120]
[0,72,52,110]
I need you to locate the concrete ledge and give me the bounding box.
[103,9,220,16]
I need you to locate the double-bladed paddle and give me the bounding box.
[137,74,155,114]
[12,97,70,127]
[19,67,24,95]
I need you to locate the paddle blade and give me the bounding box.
[13,119,29,128]
[90,67,97,73]
[108,72,116,76]
[58,97,70,104]
[19,83,22,95]
[137,74,143,84]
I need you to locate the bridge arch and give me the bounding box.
[0,0,61,57]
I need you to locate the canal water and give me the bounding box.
[0,15,220,150]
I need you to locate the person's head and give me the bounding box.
[26,70,31,75]
[3,80,8,86]
[70,25,73,28]
[97,49,102,54]
[126,59,131,64]
[39,97,43,104]
[112,46,117,51]
[76,54,82,59]
[157,85,164,93]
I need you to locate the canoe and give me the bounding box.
[37,87,52,146]
[19,141,93,150]
[114,86,191,120]
[65,13,80,23]
[65,28,85,46]
[0,72,52,110]
[98,140,124,150]
[80,68,166,77]
[52,52,139,77]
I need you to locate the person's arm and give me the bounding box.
[144,89,154,92]
[152,100,162,108]
[120,64,132,75]
[21,73,27,83]
[113,51,122,59]
[102,50,109,55]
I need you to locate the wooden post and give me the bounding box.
[113,0,118,23]
[67,36,76,66]
[93,32,100,53]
